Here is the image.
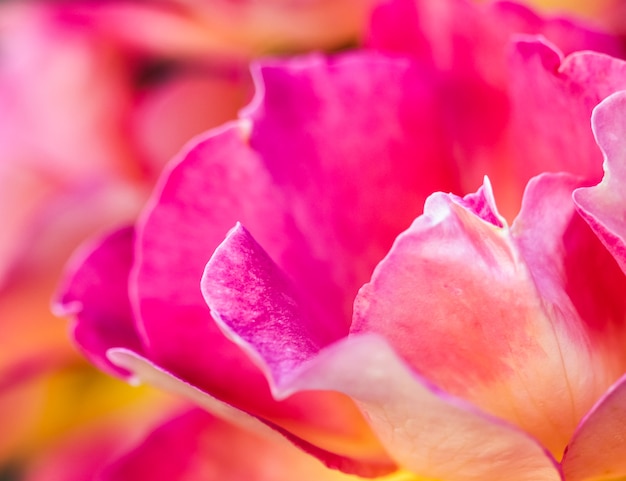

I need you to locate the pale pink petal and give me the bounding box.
[561,374,626,481]
[282,335,562,481]
[100,407,368,481]
[352,174,626,457]
[574,90,626,274]
[54,227,143,379]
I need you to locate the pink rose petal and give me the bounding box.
[53,227,143,379]
[281,335,563,481]
[367,0,626,218]
[201,223,561,480]
[201,223,330,385]
[574,90,626,274]
[352,174,626,457]
[561,374,626,481]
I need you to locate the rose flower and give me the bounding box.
[56,0,626,479]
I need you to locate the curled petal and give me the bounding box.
[281,335,562,481]
[574,90,626,274]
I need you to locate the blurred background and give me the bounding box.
[0,0,622,480]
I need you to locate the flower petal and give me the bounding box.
[100,407,373,481]
[284,335,563,481]
[54,227,143,379]
[352,174,626,457]
[561,374,626,481]
[574,90,626,274]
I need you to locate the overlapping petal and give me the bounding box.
[201,221,562,481]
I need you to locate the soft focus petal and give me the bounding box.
[561,374,626,481]
[54,227,143,379]
[352,174,626,457]
[163,0,375,53]
[22,389,178,481]
[100,407,373,481]
[78,0,375,58]
[574,90,626,274]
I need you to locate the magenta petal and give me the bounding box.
[561,375,626,481]
[200,227,560,479]
[132,51,455,444]
[53,227,143,378]
[201,223,331,385]
[574,91,626,274]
